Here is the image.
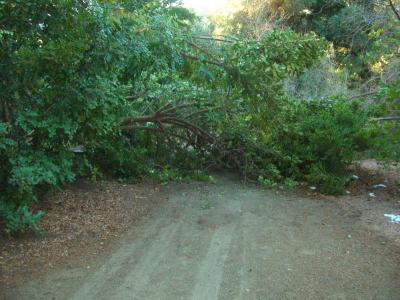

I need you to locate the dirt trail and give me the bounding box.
[4,176,400,300]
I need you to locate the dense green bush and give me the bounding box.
[214,97,371,194]
[278,99,370,194]
[0,0,123,233]
[368,80,400,161]
[0,0,190,233]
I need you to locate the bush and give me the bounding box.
[0,204,45,235]
[367,80,400,161]
[306,163,348,195]
[0,0,120,233]
[215,97,371,194]
[0,0,189,233]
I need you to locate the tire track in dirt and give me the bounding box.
[4,177,400,300]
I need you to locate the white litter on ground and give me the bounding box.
[368,193,376,198]
[373,184,387,189]
[352,175,360,180]
[384,214,400,224]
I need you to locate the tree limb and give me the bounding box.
[349,90,377,99]
[188,42,225,65]
[122,102,216,143]
[373,116,400,121]
[121,125,192,142]
[181,53,227,68]
[192,36,237,43]
[2,100,11,123]
[389,0,400,20]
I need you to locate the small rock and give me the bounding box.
[352,175,360,180]
[346,190,351,195]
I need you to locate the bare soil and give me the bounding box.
[0,179,166,289]
[1,161,399,299]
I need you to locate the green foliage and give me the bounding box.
[227,0,399,77]
[258,176,278,188]
[368,80,400,161]
[216,96,371,194]
[325,4,371,53]
[227,30,328,98]
[283,178,299,189]
[210,30,365,193]
[142,167,212,185]
[213,0,399,193]
[1,0,117,233]
[285,99,369,174]
[306,163,348,195]
[0,0,192,233]
[149,167,185,184]
[0,204,45,235]
[0,0,397,234]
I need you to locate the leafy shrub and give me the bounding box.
[367,80,400,161]
[0,204,45,235]
[0,0,190,233]
[258,176,278,188]
[306,163,348,195]
[215,97,371,194]
[209,30,370,193]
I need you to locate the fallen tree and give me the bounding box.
[122,102,215,142]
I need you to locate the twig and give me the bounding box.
[372,116,400,121]
[188,42,225,65]
[192,36,236,43]
[185,107,220,119]
[349,91,377,99]
[181,53,226,68]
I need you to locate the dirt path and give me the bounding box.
[4,177,400,300]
